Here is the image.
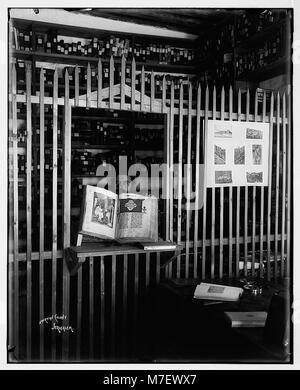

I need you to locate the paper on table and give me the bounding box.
[194,283,243,302]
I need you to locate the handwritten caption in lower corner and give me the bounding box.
[39,314,75,333]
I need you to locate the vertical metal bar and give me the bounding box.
[111,254,116,358]
[97,59,102,108]
[100,256,105,360]
[151,71,155,112]
[109,57,114,109]
[165,113,170,241]
[51,68,58,361]
[156,252,161,284]
[140,66,145,112]
[162,75,166,113]
[169,82,175,244]
[39,67,45,361]
[131,57,136,111]
[89,257,94,359]
[211,85,216,279]
[185,83,192,278]
[193,84,201,278]
[120,55,126,110]
[177,84,183,278]
[146,252,150,292]
[236,89,242,277]
[86,62,91,108]
[286,88,291,278]
[228,86,233,278]
[12,63,19,359]
[122,254,128,354]
[251,89,258,276]
[219,86,225,279]
[274,92,280,278]
[76,265,82,360]
[244,89,250,276]
[259,91,267,279]
[25,62,32,360]
[267,93,274,281]
[281,93,287,277]
[62,67,71,360]
[202,85,209,279]
[133,254,139,355]
[74,66,79,106]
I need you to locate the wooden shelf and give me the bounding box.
[11,49,196,74]
[236,56,289,82]
[236,18,287,51]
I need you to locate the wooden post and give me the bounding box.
[267,93,274,281]
[75,66,79,106]
[193,84,201,278]
[219,86,225,279]
[51,68,58,360]
[281,93,287,277]
[12,63,19,359]
[211,85,216,279]
[286,88,291,278]
[62,68,71,360]
[97,59,102,108]
[259,91,267,279]
[87,62,91,108]
[228,86,233,278]
[89,257,94,359]
[202,85,209,279]
[121,55,126,110]
[111,255,116,358]
[177,84,183,278]
[39,67,45,361]
[131,57,136,111]
[25,62,32,360]
[185,83,192,278]
[109,57,114,109]
[122,254,128,354]
[140,66,145,112]
[76,265,83,360]
[169,82,175,245]
[100,256,105,359]
[162,75,166,113]
[236,89,241,277]
[244,89,250,277]
[151,71,155,112]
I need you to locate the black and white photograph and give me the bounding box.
[4,2,298,372]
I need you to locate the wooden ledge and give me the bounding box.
[65,242,183,275]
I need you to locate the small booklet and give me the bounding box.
[224,311,268,328]
[194,283,243,302]
[79,185,158,242]
[141,242,177,251]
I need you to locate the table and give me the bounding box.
[142,278,291,363]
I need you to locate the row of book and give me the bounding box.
[12,27,195,66]
[235,10,289,43]
[135,128,164,148]
[15,59,194,93]
[236,30,285,77]
[17,149,63,175]
[197,22,235,62]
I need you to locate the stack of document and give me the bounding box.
[194,283,243,302]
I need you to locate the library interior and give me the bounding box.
[8,7,293,363]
